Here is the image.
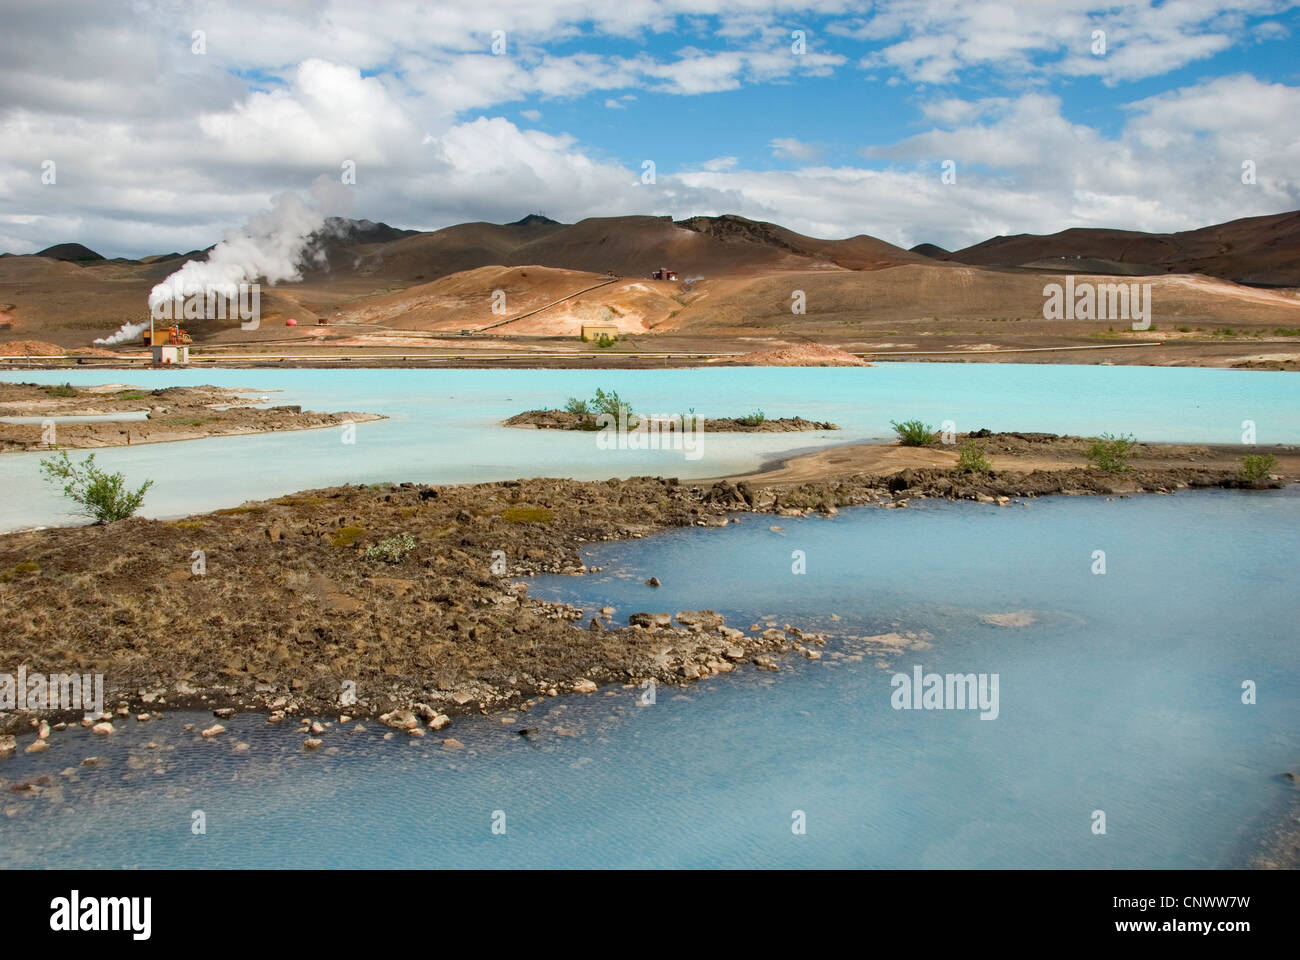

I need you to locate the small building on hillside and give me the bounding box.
[652,267,678,281]
[580,323,620,342]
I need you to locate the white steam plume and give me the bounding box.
[95,320,151,345]
[96,176,350,344]
[147,175,350,311]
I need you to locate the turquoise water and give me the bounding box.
[1,489,1295,868]
[1,364,1295,530]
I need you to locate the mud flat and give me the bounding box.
[0,382,382,452]
[0,429,1293,744]
[726,430,1300,488]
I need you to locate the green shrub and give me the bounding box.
[563,397,591,415]
[591,388,630,417]
[39,449,153,524]
[891,419,937,446]
[45,383,76,398]
[1086,433,1138,473]
[956,440,992,474]
[365,534,415,563]
[1240,454,1278,483]
[595,334,617,348]
[738,409,766,427]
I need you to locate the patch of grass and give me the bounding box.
[39,449,153,524]
[891,419,938,446]
[1273,327,1300,337]
[0,561,40,582]
[500,505,553,524]
[955,440,992,474]
[365,534,415,563]
[275,495,325,508]
[44,383,76,398]
[1086,433,1138,473]
[738,409,766,427]
[1176,326,1193,333]
[214,505,262,516]
[1211,327,1237,338]
[116,390,146,401]
[1240,454,1278,482]
[331,525,366,547]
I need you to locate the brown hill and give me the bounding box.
[337,265,680,336]
[947,210,1300,286]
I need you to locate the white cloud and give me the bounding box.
[0,1,1296,260]
[835,0,1299,85]
[702,156,740,171]
[770,137,824,162]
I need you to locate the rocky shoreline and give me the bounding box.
[503,408,839,432]
[0,381,382,452]
[0,433,1294,751]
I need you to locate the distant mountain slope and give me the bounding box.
[947,210,1300,285]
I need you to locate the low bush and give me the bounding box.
[39,449,153,524]
[956,440,992,474]
[891,419,937,446]
[1240,454,1278,483]
[1086,433,1138,473]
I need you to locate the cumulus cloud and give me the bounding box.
[0,0,1296,259]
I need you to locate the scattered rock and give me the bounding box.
[980,611,1037,628]
[380,710,419,730]
[91,722,113,736]
[572,679,598,694]
[200,724,226,738]
[629,612,671,628]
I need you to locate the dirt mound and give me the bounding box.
[0,339,122,357]
[731,342,872,366]
[0,339,67,355]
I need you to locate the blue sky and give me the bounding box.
[2,1,1299,256]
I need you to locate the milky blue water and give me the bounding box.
[1,489,1295,868]
[1,364,1294,530]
